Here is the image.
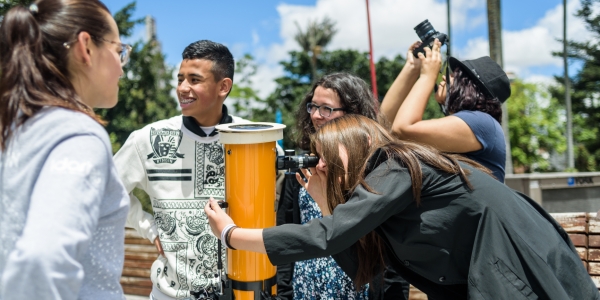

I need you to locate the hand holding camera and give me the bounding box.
[418,39,443,80]
[405,41,424,73]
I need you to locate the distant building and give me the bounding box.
[506,71,517,82]
[145,15,156,41]
[145,15,162,54]
[145,15,165,89]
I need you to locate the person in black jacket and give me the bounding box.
[277,73,408,299]
[206,114,598,300]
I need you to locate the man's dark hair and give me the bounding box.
[182,40,234,83]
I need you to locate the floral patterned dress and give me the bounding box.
[292,188,369,300]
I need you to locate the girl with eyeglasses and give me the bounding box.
[0,0,130,298]
[277,73,409,300]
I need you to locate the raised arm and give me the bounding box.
[380,41,423,124]
[390,41,481,153]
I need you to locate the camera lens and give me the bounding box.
[414,19,436,42]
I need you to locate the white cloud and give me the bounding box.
[248,0,593,99]
[252,63,283,99]
[457,0,592,79]
[229,43,249,60]
[250,0,483,98]
[524,74,557,87]
[252,30,260,46]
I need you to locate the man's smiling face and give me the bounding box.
[176,59,223,120]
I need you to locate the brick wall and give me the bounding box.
[122,229,154,296]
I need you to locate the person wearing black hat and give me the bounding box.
[381,40,509,182]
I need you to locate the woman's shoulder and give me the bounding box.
[453,110,494,121]
[364,147,411,177]
[453,110,502,132]
[21,107,110,147]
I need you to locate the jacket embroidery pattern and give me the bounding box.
[147,128,184,164]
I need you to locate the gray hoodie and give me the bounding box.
[0,107,129,300]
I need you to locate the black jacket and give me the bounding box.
[267,149,598,299]
[275,169,409,300]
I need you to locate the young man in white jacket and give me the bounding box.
[114,40,282,300]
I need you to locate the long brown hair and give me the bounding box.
[0,0,111,150]
[296,72,386,150]
[311,114,492,287]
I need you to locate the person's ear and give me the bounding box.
[367,134,372,146]
[70,31,94,67]
[218,78,233,97]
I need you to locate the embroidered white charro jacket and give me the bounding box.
[114,106,282,299]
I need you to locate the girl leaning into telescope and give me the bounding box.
[205,114,598,300]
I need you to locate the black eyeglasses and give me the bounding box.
[63,36,132,67]
[306,103,345,118]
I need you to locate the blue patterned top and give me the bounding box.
[292,188,369,300]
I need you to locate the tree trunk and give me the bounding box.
[487,0,513,175]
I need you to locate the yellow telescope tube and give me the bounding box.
[216,122,285,300]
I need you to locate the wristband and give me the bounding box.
[226,226,238,250]
[220,224,237,249]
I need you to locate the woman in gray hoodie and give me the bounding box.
[0,1,131,299]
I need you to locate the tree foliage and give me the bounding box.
[550,0,600,171]
[95,2,179,153]
[229,54,265,121]
[508,80,566,173]
[294,17,338,83]
[0,0,32,17]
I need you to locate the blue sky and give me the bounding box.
[102,0,590,97]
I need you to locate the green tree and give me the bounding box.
[0,0,32,17]
[295,17,338,84]
[508,80,566,173]
[96,2,179,153]
[550,0,600,171]
[229,54,266,121]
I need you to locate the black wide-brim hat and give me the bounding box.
[448,56,511,103]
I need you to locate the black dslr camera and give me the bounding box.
[276,150,318,170]
[412,19,448,58]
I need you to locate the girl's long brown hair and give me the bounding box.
[0,0,111,150]
[310,114,492,288]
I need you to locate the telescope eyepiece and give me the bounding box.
[276,150,319,170]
